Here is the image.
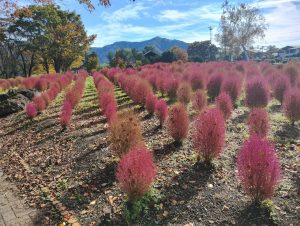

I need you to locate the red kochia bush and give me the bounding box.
[247,108,270,138]
[33,96,46,112]
[104,103,117,124]
[193,108,225,162]
[221,76,242,103]
[215,92,233,120]
[145,93,157,115]
[177,82,192,105]
[192,90,207,112]
[60,100,73,128]
[116,147,156,201]
[245,77,269,108]
[166,103,189,143]
[237,136,281,201]
[207,74,223,100]
[25,103,37,119]
[274,75,291,104]
[155,99,168,126]
[283,88,300,125]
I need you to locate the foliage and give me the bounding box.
[247,108,270,138]
[216,1,267,61]
[109,109,144,158]
[215,92,233,120]
[284,64,299,86]
[283,88,300,125]
[166,103,189,143]
[25,102,37,118]
[116,147,156,201]
[83,52,99,72]
[237,136,281,201]
[176,82,192,105]
[193,108,225,163]
[60,100,73,128]
[160,47,188,63]
[207,74,223,100]
[245,76,269,108]
[192,90,207,112]
[145,93,157,115]
[273,75,291,104]
[155,99,168,126]
[221,76,242,103]
[187,41,218,62]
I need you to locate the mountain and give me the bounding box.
[90,36,189,64]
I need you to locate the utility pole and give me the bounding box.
[208,26,213,61]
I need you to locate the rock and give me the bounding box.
[0,88,39,117]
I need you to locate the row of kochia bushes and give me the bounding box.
[25,72,74,118]
[99,61,300,218]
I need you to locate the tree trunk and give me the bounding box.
[242,45,249,61]
[54,59,61,73]
[42,57,49,74]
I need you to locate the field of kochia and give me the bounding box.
[0,61,299,225]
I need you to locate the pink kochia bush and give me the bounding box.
[247,108,270,138]
[176,82,192,105]
[273,75,291,104]
[283,88,300,125]
[215,92,233,120]
[116,147,156,201]
[166,103,189,143]
[60,100,73,128]
[155,99,168,126]
[193,108,225,162]
[221,76,242,103]
[245,77,269,108]
[192,90,207,112]
[145,93,158,115]
[25,103,37,119]
[237,136,281,201]
[207,74,223,101]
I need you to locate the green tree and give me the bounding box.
[216,0,267,61]
[188,41,218,62]
[84,52,99,72]
[160,47,188,63]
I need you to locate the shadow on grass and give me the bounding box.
[231,110,249,124]
[274,123,300,142]
[153,142,179,160]
[235,202,276,226]
[269,104,282,113]
[75,117,107,130]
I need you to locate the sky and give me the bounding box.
[58,0,300,48]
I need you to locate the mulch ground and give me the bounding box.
[0,77,299,225]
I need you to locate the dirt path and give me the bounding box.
[0,168,37,226]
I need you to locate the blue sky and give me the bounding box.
[59,0,300,47]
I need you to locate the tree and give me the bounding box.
[160,47,188,63]
[216,1,267,61]
[188,41,218,62]
[84,52,99,72]
[108,48,145,68]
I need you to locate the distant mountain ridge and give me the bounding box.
[90,36,189,64]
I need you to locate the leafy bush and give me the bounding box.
[193,108,225,162]
[284,65,299,86]
[177,82,192,105]
[215,92,233,120]
[60,100,73,128]
[192,90,207,112]
[190,73,206,90]
[104,103,117,124]
[25,103,37,119]
[237,136,281,201]
[109,110,144,157]
[166,103,189,143]
[247,108,270,138]
[283,88,300,125]
[116,147,156,201]
[155,99,168,126]
[245,77,269,108]
[221,76,242,103]
[33,96,47,112]
[207,74,223,100]
[273,75,291,104]
[145,93,157,115]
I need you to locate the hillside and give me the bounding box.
[90,36,189,64]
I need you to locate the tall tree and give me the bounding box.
[160,47,188,63]
[84,52,99,72]
[188,41,218,62]
[216,0,267,61]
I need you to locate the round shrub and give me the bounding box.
[166,103,189,143]
[109,110,144,157]
[283,88,300,125]
[25,103,37,119]
[60,100,73,128]
[207,74,223,101]
[237,136,281,201]
[247,108,270,138]
[177,82,192,105]
[215,92,233,120]
[273,75,291,104]
[155,99,168,126]
[284,65,299,86]
[192,90,207,112]
[221,76,242,103]
[245,77,269,108]
[190,73,206,90]
[33,96,47,112]
[116,147,156,201]
[145,93,157,115]
[193,108,225,162]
